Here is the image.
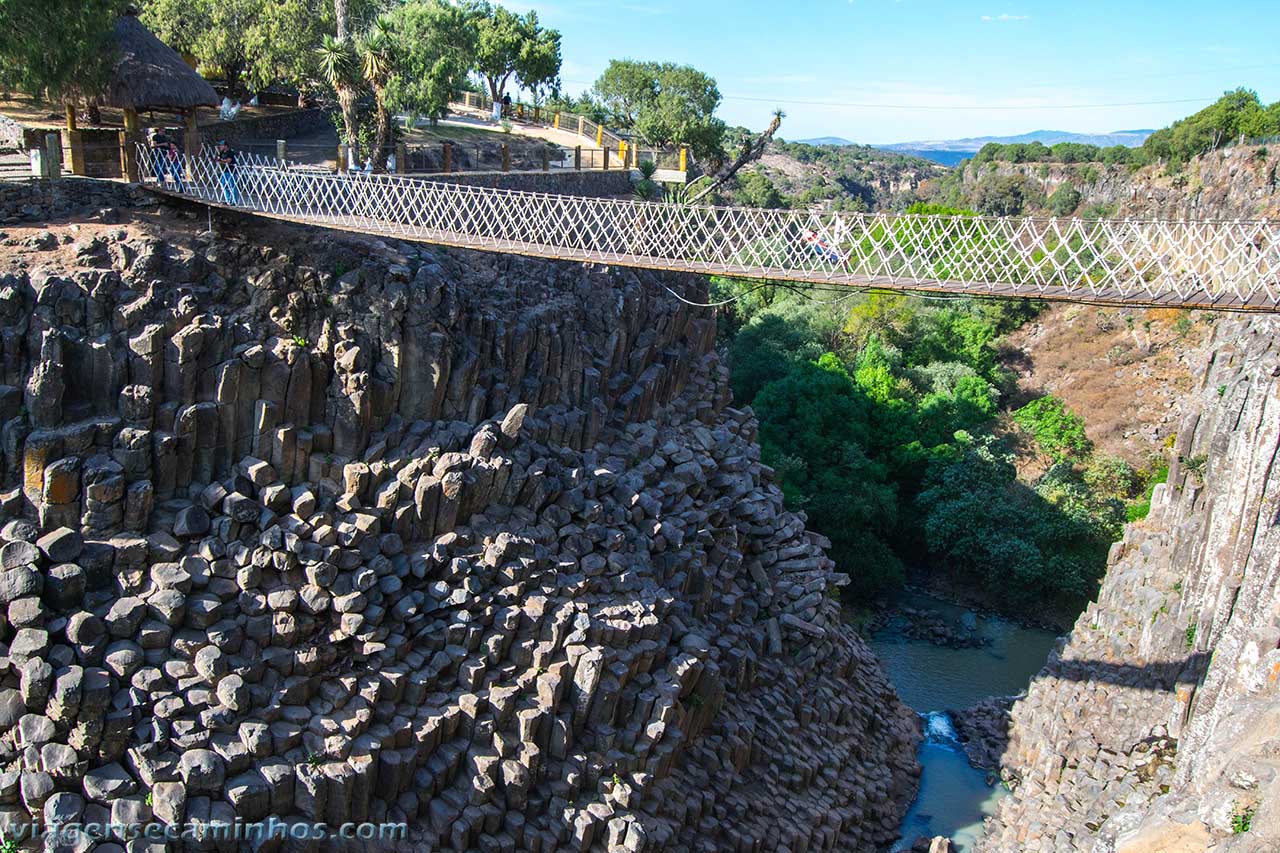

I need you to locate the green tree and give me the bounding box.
[591,59,725,158]
[592,59,656,128]
[1143,88,1279,166]
[318,32,360,147]
[473,3,561,104]
[632,62,725,160]
[1048,184,1083,217]
[383,0,475,124]
[0,0,125,105]
[917,438,1109,606]
[357,17,395,165]
[732,171,783,208]
[142,0,337,96]
[975,173,1033,216]
[1013,395,1093,461]
[754,355,904,598]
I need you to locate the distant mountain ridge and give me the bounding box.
[792,130,1156,167]
[879,128,1155,153]
[793,136,858,146]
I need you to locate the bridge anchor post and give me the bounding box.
[443,143,452,173]
[43,133,61,180]
[501,144,510,172]
[574,146,581,171]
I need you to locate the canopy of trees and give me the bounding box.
[0,0,125,102]
[964,89,1280,174]
[592,60,726,160]
[383,0,476,123]
[1143,88,1280,167]
[472,3,561,104]
[715,261,1145,610]
[143,0,338,96]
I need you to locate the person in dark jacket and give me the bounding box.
[215,139,240,204]
[149,128,186,191]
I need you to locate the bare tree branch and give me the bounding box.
[688,110,784,204]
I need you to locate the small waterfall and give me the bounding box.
[922,711,962,747]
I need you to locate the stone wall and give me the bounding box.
[979,314,1280,851]
[198,109,332,149]
[0,182,921,849]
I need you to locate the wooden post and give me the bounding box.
[276,139,287,166]
[67,131,84,176]
[574,146,581,171]
[577,116,584,137]
[442,143,452,173]
[337,143,349,173]
[119,131,139,182]
[541,148,549,171]
[602,147,610,171]
[184,111,199,158]
[44,133,61,180]
[501,143,510,172]
[122,108,141,182]
[395,142,407,174]
[596,125,603,147]
[64,104,77,132]
[554,112,560,129]
[679,146,688,172]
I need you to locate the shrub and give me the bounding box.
[754,355,905,599]
[1013,395,1093,461]
[1048,184,1083,217]
[1126,463,1169,521]
[916,438,1111,606]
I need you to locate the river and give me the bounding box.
[859,590,1060,851]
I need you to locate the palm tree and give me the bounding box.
[358,18,395,169]
[318,34,360,158]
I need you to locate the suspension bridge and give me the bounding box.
[139,147,1280,311]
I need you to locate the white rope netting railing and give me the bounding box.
[138,145,1280,309]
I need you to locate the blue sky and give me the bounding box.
[501,0,1280,143]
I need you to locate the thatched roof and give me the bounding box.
[103,11,218,111]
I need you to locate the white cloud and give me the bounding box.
[981,13,1030,22]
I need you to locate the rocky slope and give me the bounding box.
[0,181,920,850]
[745,140,947,211]
[947,143,1280,219]
[979,313,1280,851]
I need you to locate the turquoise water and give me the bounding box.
[862,590,1060,851]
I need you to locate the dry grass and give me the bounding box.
[1001,303,1212,466]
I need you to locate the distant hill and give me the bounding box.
[877,129,1154,164]
[794,136,857,146]
[739,139,948,212]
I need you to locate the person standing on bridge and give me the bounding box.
[149,128,185,192]
[215,139,240,205]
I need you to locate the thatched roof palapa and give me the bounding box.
[103,10,218,112]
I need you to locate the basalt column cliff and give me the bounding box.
[0,185,920,851]
[981,314,1280,852]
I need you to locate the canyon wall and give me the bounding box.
[959,143,1280,219]
[980,313,1280,852]
[0,183,920,850]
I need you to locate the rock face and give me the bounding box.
[0,190,920,849]
[980,316,1280,851]
[959,144,1280,220]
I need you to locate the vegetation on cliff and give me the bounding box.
[925,89,1280,217]
[717,275,1147,610]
